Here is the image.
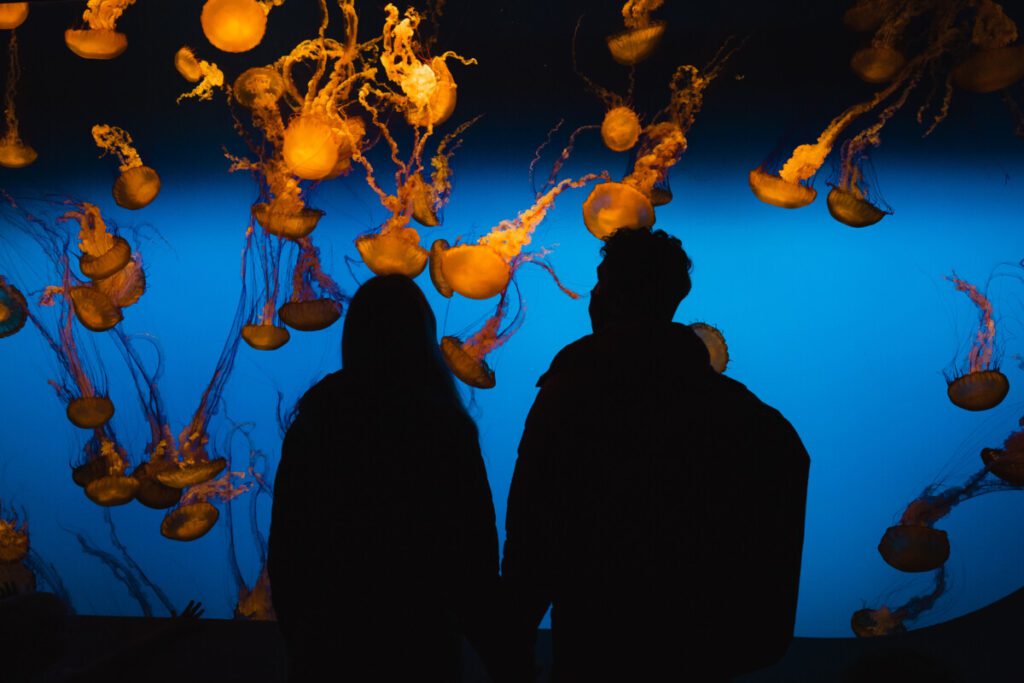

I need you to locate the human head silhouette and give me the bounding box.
[589,228,692,333]
[342,275,455,394]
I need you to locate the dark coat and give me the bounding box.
[268,370,499,681]
[502,322,810,682]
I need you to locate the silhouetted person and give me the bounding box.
[502,229,810,681]
[268,275,499,682]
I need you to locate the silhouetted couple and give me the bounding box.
[268,228,810,682]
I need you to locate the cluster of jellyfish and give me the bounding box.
[749,0,1024,228]
[851,272,1024,637]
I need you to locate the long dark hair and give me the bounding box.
[341,275,465,415]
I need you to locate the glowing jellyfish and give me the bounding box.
[851,568,946,637]
[92,125,161,210]
[65,0,136,60]
[278,238,345,332]
[571,26,643,154]
[582,181,655,240]
[282,113,364,181]
[356,216,428,278]
[0,506,28,563]
[407,117,479,228]
[442,289,524,389]
[607,0,666,66]
[77,432,139,507]
[94,256,146,309]
[0,34,35,169]
[429,239,453,297]
[436,174,602,300]
[0,276,27,338]
[69,286,122,332]
[233,66,285,109]
[690,322,728,373]
[945,274,1009,411]
[174,47,225,103]
[0,3,27,30]
[953,0,1024,93]
[201,0,278,53]
[160,470,248,542]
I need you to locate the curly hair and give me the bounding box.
[598,228,692,318]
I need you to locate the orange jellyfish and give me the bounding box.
[201,0,281,54]
[233,66,286,109]
[842,0,898,34]
[690,322,729,374]
[0,505,28,563]
[572,21,643,153]
[582,180,656,240]
[851,567,946,637]
[944,274,1008,411]
[65,0,136,60]
[981,416,1024,486]
[407,116,480,228]
[161,470,249,542]
[0,3,27,30]
[434,174,604,300]
[952,0,1024,93]
[81,431,139,507]
[0,33,35,169]
[846,0,918,84]
[279,238,345,332]
[0,275,27,338]
[174,46,225,103]
[235,565,275,620]
[92,125,161,210]
[243,286,290,351]
[607,0,666,67]
[442,289,524,389]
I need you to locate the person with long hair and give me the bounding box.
[269,275,499,681]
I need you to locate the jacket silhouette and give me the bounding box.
[269,275,499,682]
[502,229,810,681]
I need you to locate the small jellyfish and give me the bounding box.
[407,116,480,228]
[953,0,1024,93]
[0,505,28,563]
[0,3,28,30]
[66,396,115,429]
[827,136,895,228]
[435,174,603,300]
[79,432,139,507]
[69,285,123,332]
[278,238,345,332]
[607,0,666,67]
[92,125,161,210]
[428,239,453,297]
[201,0,277,54]
[690,322,729,373]
[442,289,523,389]
[174,46,225,103]
[877,524,950,573]
[233,66,286,109]
[582,181,655,240]
[65,0,136,60]
[944,274,1009,411]
[64,202,133,280]
[0,276,28,338]
[0,33,35,169]
[356,215,429,278]
[572,24,643,154]
[282,113,364,181]
[235,565,275,621]
[851,568,946,637]
[132,461,183,510]
[94,256,146,309]
[842,0,897,34]
[160,470,249,542]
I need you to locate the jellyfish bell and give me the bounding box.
[606,21,666,66]
[95,259,146,309]
[79,236,131,280]
[174,46,203,83]
[428,239,453,298]
[441,336,496,389]
[69,286,123,332]
[826,186,888,228]
[981,446,1024,486]
[65,28,127,60]
[282,115,343,181]
[72,457,109,488]
[132,461,183,509]
[201,0,267,53]
[850,46,906,84]
[0,141,36,169]
[439,245,511,300]
[850,607,907,638]
[878,524,950,573]
[0,281,27,338]
[112,165,160,210]
[233,66,285,109]
[253,203,323,240]
[405,58,458,129]
[355,225,429,278]
[241,323,290,351]
[601,106,642,153]
[947,369,1009,411]
[842,2,886,33]
[278,299,342,332]
[748,169,817,209]
[649,171,672,207]
[161,501,219,541]
[582,181,655,240]
[951,44,1024,94]
[690,323,729,373]
[66,396,115,429]
[84,474,139,507]
[0,3,28,30]
[155,457,228,489]
[409,173,440,227]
